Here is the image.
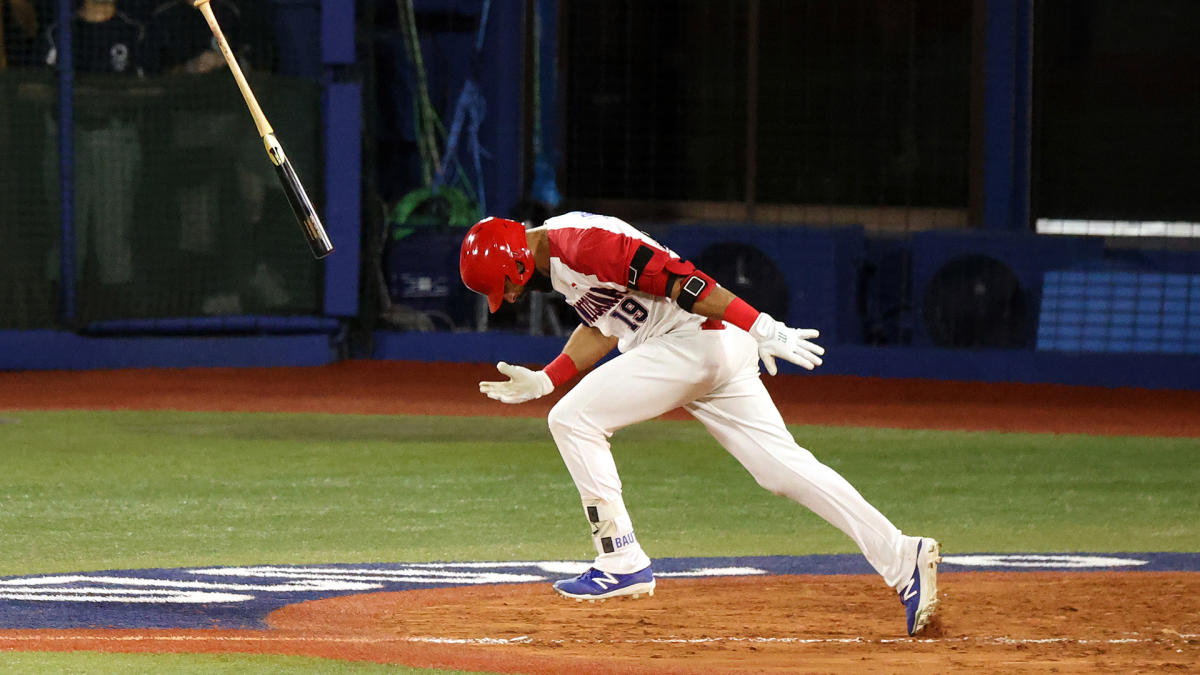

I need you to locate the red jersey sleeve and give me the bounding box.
[546,227,650,286]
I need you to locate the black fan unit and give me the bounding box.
[921,254,1029,349]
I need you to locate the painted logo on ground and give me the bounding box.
[0,553,1195,630]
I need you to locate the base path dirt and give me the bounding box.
[266,572,1200,674]
[1,360,1198,672]
[1,573,1196,673]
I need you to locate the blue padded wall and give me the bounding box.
[660,225,865,345]
[908,231,1105,348]
[1039,271,1200,354]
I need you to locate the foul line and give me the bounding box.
[0,633,1194,647]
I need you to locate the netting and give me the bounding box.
[552,1,976,345]
[0,0,321,330]
[8,2,1195,359]
[1033,0,1200,223]
[562,0,971,222]
[1029,0,1200,355]
[543,1,1199,354]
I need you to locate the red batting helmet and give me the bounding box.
[459,217,535,312]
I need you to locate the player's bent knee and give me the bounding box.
[546,400,582,438]
[548,392,618,445]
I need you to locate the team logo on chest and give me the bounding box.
[573,287,623,325]
[573,287,650,330]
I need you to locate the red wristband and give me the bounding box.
[722,297,760,332]
[542,353,579,387]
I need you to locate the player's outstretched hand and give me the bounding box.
[749,313,825,375]
[479,361,555,404]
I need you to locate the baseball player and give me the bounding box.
[459,212,941,635]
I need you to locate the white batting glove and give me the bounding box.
[479,361,555,404]
[749,313,825,375]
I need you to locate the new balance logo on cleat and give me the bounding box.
[553,565,656,602]
[590,571,620,590]
[899,538,941,636]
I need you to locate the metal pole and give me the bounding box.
[744,0,759,221]
[56,0,76,322]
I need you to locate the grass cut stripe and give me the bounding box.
[0,410,1196,578]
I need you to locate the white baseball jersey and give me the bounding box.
[542,212,705,353]
[538,212,919,591]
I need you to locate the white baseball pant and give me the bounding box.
[547,324,919,589]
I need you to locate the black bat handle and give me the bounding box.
[265,135,333,259]
[275,159,334,259]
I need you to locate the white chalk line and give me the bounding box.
[0,633,1194,647]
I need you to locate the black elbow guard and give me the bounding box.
[675,270,717,312]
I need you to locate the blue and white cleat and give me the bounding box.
[899,538,941,636]
[552,565,656,602]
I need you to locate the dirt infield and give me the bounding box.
[1,360,1198,672]
[1,573,1196,673]
[278,572,1198,673]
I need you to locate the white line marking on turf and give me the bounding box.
[656,567,766,577]
[941,554,1150,569]
[0,634,1194,647]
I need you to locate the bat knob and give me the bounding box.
[193,0,211,8]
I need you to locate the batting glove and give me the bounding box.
[749,313,825,375]
[479,361,555,404]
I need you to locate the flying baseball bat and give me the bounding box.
[193,0,333,259]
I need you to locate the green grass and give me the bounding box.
[0,409,1197,672]
[1,410,1197,577]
